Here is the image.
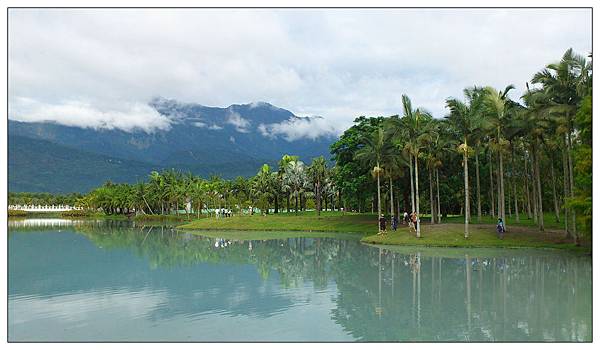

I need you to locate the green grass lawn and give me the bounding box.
[362,223,588,252]
[177,211,589,252]
[178,211,375,233]
[429,211,566,230]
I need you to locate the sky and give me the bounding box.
[8,8,592,137]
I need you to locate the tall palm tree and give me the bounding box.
[355,126,394,228]
[278,154,299,213]
[482,85,515,230]
[282,160,309,214]
[252,164,274,215]
[530,48,590,243]
[308,156,328,216]
[446,91,484,238]
[400,95,434,238]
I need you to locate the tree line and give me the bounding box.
[331,48,591,243]
[64,154,341,218]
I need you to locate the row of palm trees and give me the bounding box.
[78,155,340,217]
[348,48,591,242]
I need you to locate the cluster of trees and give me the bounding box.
[75,155,341,217]
[8,192,84,206]
[331,49,592,242]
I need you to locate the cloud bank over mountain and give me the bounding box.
[8,9,591,135]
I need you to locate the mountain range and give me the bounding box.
[8,99,337,193]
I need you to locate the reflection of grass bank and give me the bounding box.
[132,214,203,224]
[362,224,589,253]
[178,211,589,252]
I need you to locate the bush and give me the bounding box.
[132,214,190,222]
[60,210,96,217]
[8,209,27,217]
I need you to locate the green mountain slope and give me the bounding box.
[8,135,158,193]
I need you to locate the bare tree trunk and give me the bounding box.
[534,144,544,231]
[429,168,435,224]
[498,138,506,229]
[415,154,421,238]
[436,168,441,224]
[390,177,395,220]
[566,131,578,244]
[562,139,572,239]
[409,155,415,213]
[550,158,560,223]
[525,156,532,219]
[463,144,470,239]
[511,148,519,223]
[489,150,495,218]
[475,148,482,223]
[531,154,538,224]
[377,162,382,226]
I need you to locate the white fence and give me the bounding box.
[8,204,83,212]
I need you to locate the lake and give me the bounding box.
[8,219,592,342]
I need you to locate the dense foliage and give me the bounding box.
[330,48,591,243]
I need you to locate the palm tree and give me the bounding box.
[446,87,485,238]
[278,155,299,212]
[400,95,434,238]
[252,164,274,215]
[482,85,515,230]
[308,156,328,216]
[282,160,309,214]
[530,48,591,243]
[355,126,394,229]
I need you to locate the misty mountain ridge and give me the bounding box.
[9,99,337,193]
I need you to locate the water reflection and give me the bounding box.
[8,220,592,341]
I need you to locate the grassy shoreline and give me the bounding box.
[178,212,589,252]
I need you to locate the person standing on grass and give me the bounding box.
[392,215,398,231]
[378,214,387,234]
[410,212,418,233]
[403,211,409,225]
[496,218,505,239]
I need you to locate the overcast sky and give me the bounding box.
[8,8,592,136]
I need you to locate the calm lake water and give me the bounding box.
[8,219,592,342]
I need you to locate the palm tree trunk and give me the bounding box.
[562,139,572,239]
[498,142,506,229]
[409,155,415,213]
[550,158,560,223]
[463,144,470,239]
[534,143,544,231]
[390,177,395,220]
[316,181,321,216]
[489,150,495,218]
[436,168,441,224]
[475,147,482,223]
[566,131,578,244]
[377,162,382,229]
[525,157,532,219]
[429,168,435,224]
[531,154,538,224]
[414,154,421,238]
[295,193,299,214]
[511,148,519,223]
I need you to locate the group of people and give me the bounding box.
[378,211,419,234]
[215,208,233,218]
[378,211,507,237]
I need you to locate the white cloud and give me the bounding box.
[8,9,591,134]
[258,117,337,141]
[9,97,171,133]
[225,110,251,133]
